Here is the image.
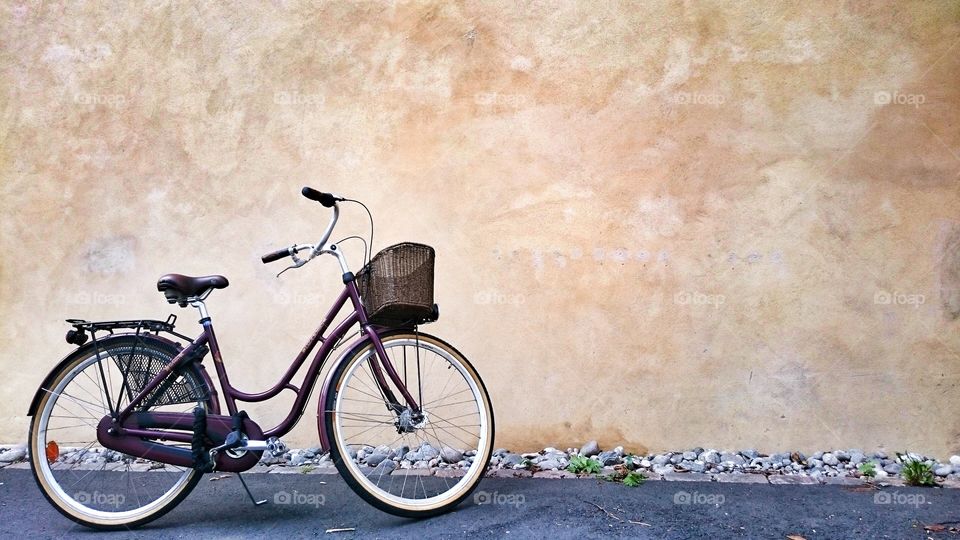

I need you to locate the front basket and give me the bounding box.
[357,243,436,327]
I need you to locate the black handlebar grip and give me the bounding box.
[261,247,291,264]
[301,186,341,208]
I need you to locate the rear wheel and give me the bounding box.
[29,335,211,530]
[324,332,494,517]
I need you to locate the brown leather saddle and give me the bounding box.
[157,274,229,306]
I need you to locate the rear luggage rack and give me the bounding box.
[65,314,193,345]
[64,314,209,409]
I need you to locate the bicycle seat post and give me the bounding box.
[189,295,211,322]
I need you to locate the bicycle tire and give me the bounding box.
[29,335,211,530]
[323,331,495,518]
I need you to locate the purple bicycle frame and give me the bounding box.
[114,279,419,451]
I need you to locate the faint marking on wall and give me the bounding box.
[938,222,960,320]
[83,235,137,274]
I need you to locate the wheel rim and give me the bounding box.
[32,343,204,525]
[332,337,492,510]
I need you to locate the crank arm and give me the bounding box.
[235,437,287,457]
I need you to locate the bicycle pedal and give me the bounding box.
[267,437,288,457]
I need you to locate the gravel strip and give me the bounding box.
[4,441,959,488]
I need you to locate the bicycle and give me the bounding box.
[26,187,495,530]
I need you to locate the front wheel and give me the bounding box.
[324,332,494,518]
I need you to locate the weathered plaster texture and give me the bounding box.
[1,1,958,456]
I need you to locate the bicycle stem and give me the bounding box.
[277,204,352,276]
[312,203,339,257]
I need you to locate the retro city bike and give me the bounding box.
[27,187,494,529]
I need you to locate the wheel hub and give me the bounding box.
[395,408,427,433]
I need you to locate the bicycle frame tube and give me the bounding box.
[116,280,421,440]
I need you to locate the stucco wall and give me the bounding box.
[1,1,959,457]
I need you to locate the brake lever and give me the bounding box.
[276,251,309,278]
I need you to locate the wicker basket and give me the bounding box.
[357,243,436,326]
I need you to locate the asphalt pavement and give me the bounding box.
[2,468,959,539]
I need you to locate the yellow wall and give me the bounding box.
[2,1,959,457]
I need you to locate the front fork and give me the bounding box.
[363,324,420,414]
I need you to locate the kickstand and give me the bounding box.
[237,473,267,506]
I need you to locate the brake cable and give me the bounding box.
[341,199,374,266]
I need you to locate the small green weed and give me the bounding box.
[622,471,646,487]
[857,461,876,478]
[901,459,935,486]
[567,455,603,475]
[599,465,646,487]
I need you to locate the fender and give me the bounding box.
[27,333,217,417]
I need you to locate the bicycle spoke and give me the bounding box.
[421,387,472,408]
[42,388,107,418]
[336,412,395,423]
[341,397,392,406]
[427,398,482,409]
[45,423,97,431]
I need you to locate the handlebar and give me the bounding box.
[261,187,346,275]
[261,246,291,264]
[301,187,343,208]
